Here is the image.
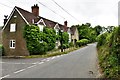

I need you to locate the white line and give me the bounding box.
[27,65,36,69]
[56,56,60,58]
[0,75,10,79]
[14,69,26,74]
[32,62,39,64]
[41,59,47,62]
[51,57,55,59]
[39,62,44,64]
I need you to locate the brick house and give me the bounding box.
[2,4,78,56]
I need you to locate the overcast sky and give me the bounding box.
[0,0,119,27]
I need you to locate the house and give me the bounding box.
[70,26,79,45]
[2,4,78,56]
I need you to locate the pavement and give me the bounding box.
[1,43,100,78]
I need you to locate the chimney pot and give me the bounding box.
[4,15,8,25]
[31,4,39,16]
[64,21,67,27]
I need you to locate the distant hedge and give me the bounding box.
[76,39,89,47]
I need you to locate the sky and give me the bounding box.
[0,0,119,27]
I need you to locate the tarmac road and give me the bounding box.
[1,43,99,78]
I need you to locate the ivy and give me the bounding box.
[24,25,56,55]
[24,25,69,55]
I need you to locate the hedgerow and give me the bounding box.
[97,26,120,78]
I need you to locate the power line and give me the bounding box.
[51,0,80,23]
[36,0,65,20]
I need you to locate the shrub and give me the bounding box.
[76,39,89,47]
[96,32,108,47]
[69,42,74,47]
[24,25,56,55]
[97,27,120,78]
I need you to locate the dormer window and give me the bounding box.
[55,29,59,35]
[10,23,16,32]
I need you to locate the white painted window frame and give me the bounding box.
[10,40,15,49]
[10,23,16,32]
[38,24,44,32]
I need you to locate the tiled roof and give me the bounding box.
[15,6,64,29]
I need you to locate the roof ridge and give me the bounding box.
[15,6,64,26]
[15,6,35,16]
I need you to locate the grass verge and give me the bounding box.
[25,47,81,59]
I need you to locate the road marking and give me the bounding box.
[27,65,36,69]
[0,74,10,79]
[14,69,26,74]
[51,57,55,59]
[56,56,60,58]
[39,62,44,64]
[32,62,39,64]
[41,59,47,62]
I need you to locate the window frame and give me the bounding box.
[38,24,44,32]
[10,23,16,32]
[10,40,15,49]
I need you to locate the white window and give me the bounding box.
[55,29,59,35]
[10,23,16,32]
[38,24,44,32]
[10,40,15,49]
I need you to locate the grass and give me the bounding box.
[25,47,80,59]
[97,45,119,79]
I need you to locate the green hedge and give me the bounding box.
[24,25,69,55]
[97,27,120,78]
[76,39,89,47]
[24,25,56,55]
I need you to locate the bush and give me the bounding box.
[76,39,89,47]
[24,25,56,55]
[97,27,120,78]
[69,42,74,47]
[96,32,108,47]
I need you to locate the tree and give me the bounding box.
[106,26,114,33]
[75,23,97,42]
[94,25,103,36]
[59,31,69,49]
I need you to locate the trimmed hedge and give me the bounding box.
[76,39,89,47]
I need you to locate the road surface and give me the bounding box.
[1,43,99,78]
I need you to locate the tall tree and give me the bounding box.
[94,25,103,35]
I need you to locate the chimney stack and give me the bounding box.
[31,4,39,16]
[64,21,68,32]
[64,21,67,27]
[4,15,8,25]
